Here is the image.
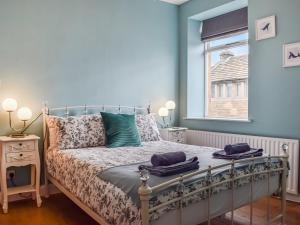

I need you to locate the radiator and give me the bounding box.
[187,130,299,195]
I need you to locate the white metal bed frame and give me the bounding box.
[42,104,289,225]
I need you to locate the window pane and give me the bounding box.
[206,33,248,119]
[237,81,243,97]
[210,45,248,66]
[227,82,232,97]
[211,84,216,98]
[218,84,222,97]
[209,32,248,48]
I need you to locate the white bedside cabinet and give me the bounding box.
[0,135,42,213]
[159,127,188,144]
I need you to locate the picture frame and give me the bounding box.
[255,15,276,41]
[283,42,300,67]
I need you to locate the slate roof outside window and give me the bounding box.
[211,52,248,82]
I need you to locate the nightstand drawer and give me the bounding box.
[169,131,185,143]
[169,137,185,143]
[6,141,35,153]
[6,151,36,163]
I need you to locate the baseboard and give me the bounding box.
[287,193,300,203]
[8,184,61,202]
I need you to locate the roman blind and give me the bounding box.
[201,7,248,41]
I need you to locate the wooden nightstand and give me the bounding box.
[159,127,188,144]
[0,135,42,213]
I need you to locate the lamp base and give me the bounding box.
[9,133,27,138]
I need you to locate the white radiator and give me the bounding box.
[187,130,299,195]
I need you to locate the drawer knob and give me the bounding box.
[19,143,23,146]
[19,153,23,157]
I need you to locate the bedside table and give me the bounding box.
[0,135,42,213]
[159,127,188,144]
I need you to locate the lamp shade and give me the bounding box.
[165,100,176,110]
[158,107,169,117]
[2,98,18,112]
[17,107,32,121]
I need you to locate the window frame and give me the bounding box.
[204,31,249,119]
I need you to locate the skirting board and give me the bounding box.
[286,193,300,203]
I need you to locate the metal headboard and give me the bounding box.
[42,104,151,116]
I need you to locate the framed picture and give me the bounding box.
[283,42,300,67]
[256,15,276,41]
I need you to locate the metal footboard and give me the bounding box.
[138,144,289,225]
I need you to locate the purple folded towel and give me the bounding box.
[151,151,186,167]
[213,148,263,160]
[224,143,250,155]
[139,157,199,177]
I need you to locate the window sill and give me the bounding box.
[183,117,252,123]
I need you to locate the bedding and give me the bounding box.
[46,113,160,150]
[46,114,105,149]
[46,141,281,225]
[135,114,161,142]
[100,112,141,148]
[99,152,279,209]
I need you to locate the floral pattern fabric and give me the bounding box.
[46,114,106,149]
[46,141,281,225]
[136,114,161,142]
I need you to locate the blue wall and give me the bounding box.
[179,0,300,140]
[0,0,178,185]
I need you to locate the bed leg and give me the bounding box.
[139,170,152,225]
[43,142,49,197]
[280,144,289,225]
[44,166,49,198]
[42,108,50,198]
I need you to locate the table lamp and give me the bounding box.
[158,107,169,128]
[165,100,176,124]
[2,98,41,138]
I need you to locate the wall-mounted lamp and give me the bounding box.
[2,98,41,138]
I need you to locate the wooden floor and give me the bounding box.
[0,194,299,225]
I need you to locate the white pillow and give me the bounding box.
[46,114,105,150]
[136,114,161,142]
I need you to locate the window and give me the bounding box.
[226,82,232,97]
[217,84,223,97]
[205,32,249,119]
[211,84,216,98]
[237,81,243,97]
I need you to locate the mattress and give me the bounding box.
[46,141,281,225]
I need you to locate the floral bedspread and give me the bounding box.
[46,141,281,225]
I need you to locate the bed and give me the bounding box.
[42,104,289,225]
